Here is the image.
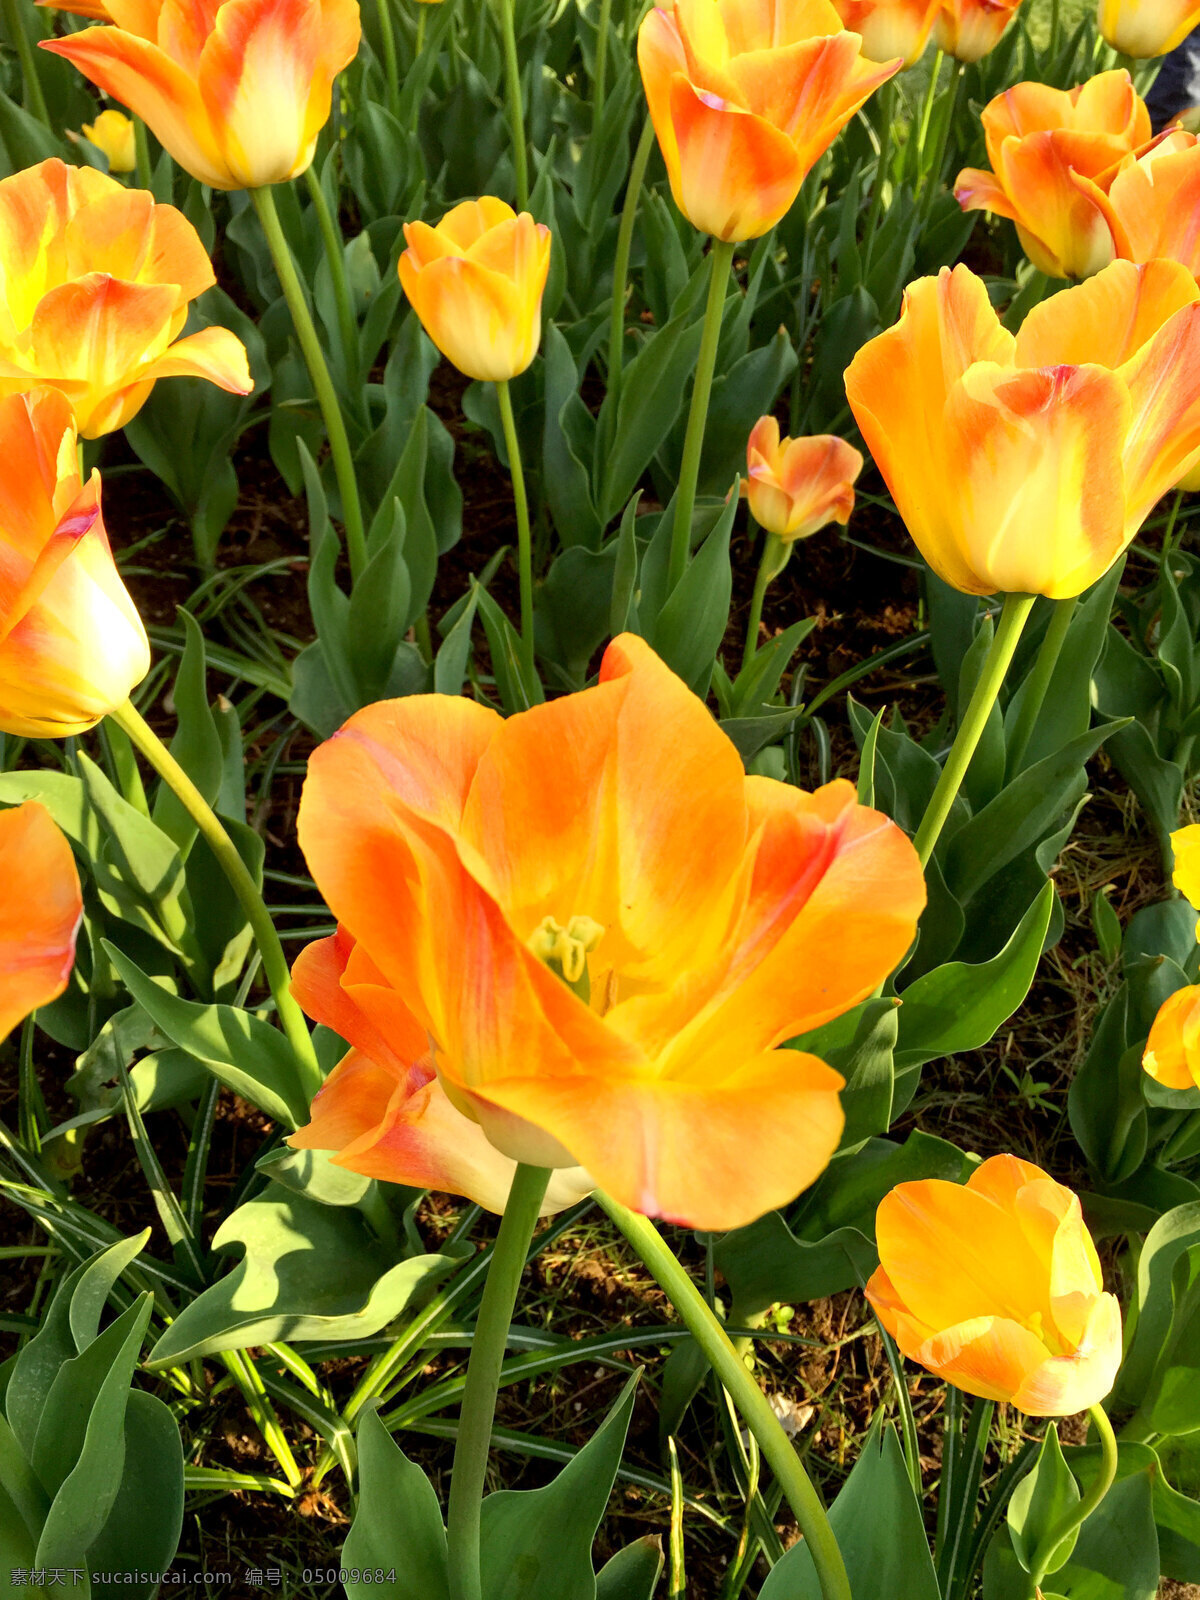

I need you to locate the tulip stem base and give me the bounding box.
[607,116,657,404]
[250,183,367,585]
[498,0,529,211]
[108,697,322,1104]
[447,1164,550,1600]
[912,591,1036,867]
[1005,595,1077,779]
[495,379,535,669]
[668,238,737,596]
[597,1192,852,1600]
[742,530,789,672]
[303,166,360,397]
[1029,1405,1118,1592]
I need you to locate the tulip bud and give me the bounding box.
[0,801,82,1041]
[1097,0,1200,58]
[80,107,136,171]
[1144,983,1200,1090]
[744,418,863,543]
[866,1155,1122,1415]
[934,0,1023,62]
[0,388,149,737]
[1171,822,1200,914]
[398,199,552,383]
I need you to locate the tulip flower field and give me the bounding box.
[7,0,1200,1592]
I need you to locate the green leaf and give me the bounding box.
[543,322,600,549]
[85,1391,184,1600]
[760,1422,938,1598]
[342,1407,449,1600]
[434,588,480,697]
[78,755,193,958]
[595,1536,665,1600]
[105,943,309,1129]
[1008,1425,1080,1574]
[145,1185,456,1366]
[894,881,1054,1072]
[1112,1200,1200,1420]
[598,304,704,523]
[645,488,735,695]
[835,997,899,1148]
[151,610,224,855]
[479,1372,639,1600]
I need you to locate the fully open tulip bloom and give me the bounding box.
[955,72,1153,281]
[81,108,136,171]
[866,1155,1123,1415]
[399,199,551,383]
[0,159,250,437]
[833,0,940,65]
[844,259,1200,597]
[0,802,82,1041]
[744,418,863,541]
[287,634,925,1230]
[933,0,1023,60]
[0,388,149,735]
[41,0,360,190]
[1097,0,1200,57]
[638,0,900,242]
[1143,984,1200,1089]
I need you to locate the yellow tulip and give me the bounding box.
[81,107,136,171]
[1097,0,1200,58]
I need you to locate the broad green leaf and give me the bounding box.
[595,1536,665,1600]
[85,1392,184,1600]
[342,1408,449,1600]
[151,610,224,855]
[1113,1200,1200,1417]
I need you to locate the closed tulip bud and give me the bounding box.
[0,801,82,1041]
[867,1155,1123,1415]
[398,199,551,383]
[1097,0,1200,58]
[833,0,941,66]
[744,418,863,542]
[41,0,360,190]
[0,388,150,736]
[955,72,1152,281]
[0,159,250,438]
[638,0,899,243]
[845,259,1200,597]
[934,0,1023,61]
[80,107,136,171]
[1144,983,1200,1090]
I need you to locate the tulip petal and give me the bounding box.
[139,325,253,392]
[915,1314,1055,1405]
[1143,982,1200,1089]
[290,927,428,1071]
[1010,1293,1123,1416]
[954,164,1021,221]
[63,171,215,301]
[0,801,81,1041]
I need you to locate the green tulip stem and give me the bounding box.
[1161,487,1186,562]
[1028,1405,1118,1593]
[499,0,529,210]
[742,529,790,672]
[416,4,427,53]
[108,698,322,1104]
[594,0,613,120]
[376,0,400,116]
[134,119,153,190]
[446,1164,550,1600]
[912,48,944,180]
[495,379,535,666]
[912,591,1036,867]
[921,58,964,205]
[607,115,658,402]
[302,166,360,386]
[10,0,50,128]
[597,1192,853,1600]
[668,237,737,595]
[1005,595,1077,778]
[863,77,896,268]
[250,183,367,584]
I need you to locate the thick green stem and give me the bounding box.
[607,115,657,402]
[416,3,427,53]
[495,380,534,666]
[303,166,359,388]
[742,530,789,672]
[912,592,1036,866]
[499,0,529,210]
[251,184,366,583]
[1005,595,1076,777]
[108,698,322,1103]
[912,49,944,182]
[446,1165,550,1600]
[134,119,153,190]
[863,78,896,269]
[598,1193,852,1600]
[668,238,737,594]
[376,0,400,116]
[921,57,962,204]
[10,0,50,127]
[1029,1406,1118,1592]
[1161,487,1185,562]
[594,0,613,121]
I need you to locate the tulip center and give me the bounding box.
[529,915,605,1001]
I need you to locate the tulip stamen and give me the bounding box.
[529,914,606,1000]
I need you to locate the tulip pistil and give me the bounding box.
[529,915,605,1000]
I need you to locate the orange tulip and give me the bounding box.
[1088,129,1200,284]
[0,388,149,736]
[844,259,1200,597]
[833,0,941,66]
[743,418,863,542]
[41,0,360,191]
[637,0,900,242]
[80,107,136,172]
[955,72,1153,281]
[1097,0,1200,58]
[287,634,925,1231]
[1143,984,1200,1090]
[866,1155,1122,1415]
[0,802,82,1041]
[934,0,1023,61]
[398,199,551,383]
[0,159,250,438]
